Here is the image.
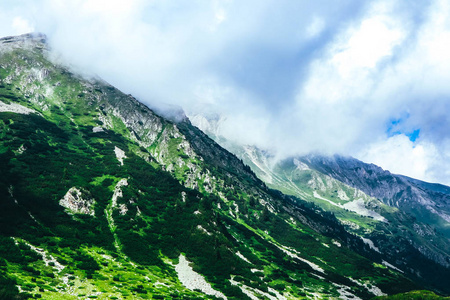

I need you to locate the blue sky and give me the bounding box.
[1,0,450,185]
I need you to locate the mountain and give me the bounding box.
[0,33,445,299]
[301,155,450,232]
[189,112,450,296]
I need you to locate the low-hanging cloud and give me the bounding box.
[1,0,450,185]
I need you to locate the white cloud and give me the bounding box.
[358,134,450,185]
[299,1,406,105]
[1,0,450,185]
[332,16,404,72]
[12,16,34,34]
[358,135,437,182]
[306,17,325,38]
[280,0,450,184]
[81,0,142,14]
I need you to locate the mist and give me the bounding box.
[2,0,450,185]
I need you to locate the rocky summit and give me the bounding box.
[0,33,449,299]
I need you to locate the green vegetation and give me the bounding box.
[0,34,442,299]
[373,290,450,300]
[221,143,450,295]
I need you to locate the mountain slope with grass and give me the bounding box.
[189,112,450,297]
[0,33,441,299]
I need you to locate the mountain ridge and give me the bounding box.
[0,32,447,299]
[188,110,450,293]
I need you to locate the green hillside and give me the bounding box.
[0,33,428,299]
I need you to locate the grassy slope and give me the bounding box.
[0,37,421,299]
[373,290,450,300]
[222,142,450,295]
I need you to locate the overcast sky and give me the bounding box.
[1,0,450,185]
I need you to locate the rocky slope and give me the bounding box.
[302,155,450,233]
[189,112,450,295]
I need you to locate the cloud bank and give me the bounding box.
[1,0,450,185]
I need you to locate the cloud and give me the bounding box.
[306,17,326,38]
[12,17,35,34]
[358,133,450,185]
[1,0,450,184]
[358,134,439,182]
[274,0,450,184]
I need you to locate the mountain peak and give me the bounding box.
[0,32,47,49]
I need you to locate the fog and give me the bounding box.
[2,0,450,185]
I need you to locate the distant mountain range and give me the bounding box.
[0,33,449,299]
[189,111,450,294]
